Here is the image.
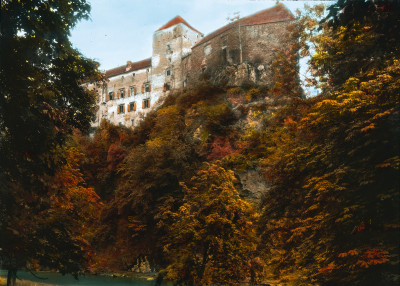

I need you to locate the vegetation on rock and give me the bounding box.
[1,0,399,285]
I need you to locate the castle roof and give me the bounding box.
[156,15,202,35]
[193,4,294,48]
[105,58,152,78]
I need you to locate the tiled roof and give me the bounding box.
[193,4,294,48]
[156,15,202,35]
[104,58,152,78]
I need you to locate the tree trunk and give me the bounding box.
[198,243,209,280]
[7,269,17,286]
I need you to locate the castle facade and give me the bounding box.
[88,4,294,127]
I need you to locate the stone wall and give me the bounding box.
[186,20,294,87]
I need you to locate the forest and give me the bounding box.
[0,0,399,285]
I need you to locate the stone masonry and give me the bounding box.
[87,4,294,127]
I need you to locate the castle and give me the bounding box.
[88,4,294,127]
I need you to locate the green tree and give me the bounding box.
[0,0,101,284]
[162,163,259,285]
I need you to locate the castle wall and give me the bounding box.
[186,20,293,87]
[92,66,153,127]
[241,21,294,82]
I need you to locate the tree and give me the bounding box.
[314,0,400,88]
[111,107,197,271]
[161,163,259,285]
[0,0,101,284]
[259,1,400,284]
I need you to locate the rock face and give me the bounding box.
[208,62,269,87]
[131,256,152,273]
[238,169,270,201]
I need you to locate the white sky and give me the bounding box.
[70,0,332,71]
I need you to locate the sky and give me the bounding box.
[70,0,331,72]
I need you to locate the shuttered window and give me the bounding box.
[129,102,136,112]
[143,99,150,109]
[107,91,113,101]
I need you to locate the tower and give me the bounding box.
[150,16,202,104]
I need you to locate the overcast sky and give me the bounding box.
[70,0,331,71]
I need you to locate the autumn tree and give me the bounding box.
[32,145,102,275]
[161,163,259,285]
[259,1,400,284]
[0,0,101,284]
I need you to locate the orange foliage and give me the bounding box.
[319,263,338,273]
[338,249,359,258]
[356,248,389,268]
[52,148,85,189]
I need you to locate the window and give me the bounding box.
[163,83,170,92]
[204,44,211,56]
[129,102,136,112]
[130,86,136,96]
[144,82,150,93]
[166,69,171,76]
[222,47,228,63]
[221,35,227,47]
[119,88,125,98]
[108,91,113,100]
[143,99,150,109]
[118,104,125,114]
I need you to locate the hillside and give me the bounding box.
[1,1,398,285]
[70,4,400,281]
[72,82,304,280]
[72,59,399,283]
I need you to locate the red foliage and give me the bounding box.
[352,221,369,234]
[227,94,245,105]
[107,143,127,171]
[207,138,235,160]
